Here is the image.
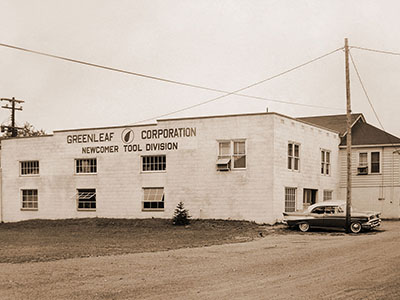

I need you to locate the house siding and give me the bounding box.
[338,147,400,218]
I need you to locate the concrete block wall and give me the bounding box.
[271,115,340,222]
[0,112,342,224]
[0,114,277,223]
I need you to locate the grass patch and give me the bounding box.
[0,218,265,263]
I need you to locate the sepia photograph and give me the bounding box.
[0,1,399,299]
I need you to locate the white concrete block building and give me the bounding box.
[0,112,340,223]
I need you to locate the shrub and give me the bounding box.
[172,202,191,226]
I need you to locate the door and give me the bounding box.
[303,189,317,208]
[323,205,346,228]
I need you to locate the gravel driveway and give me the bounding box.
[1,221,399,300]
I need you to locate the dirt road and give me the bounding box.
[1,221,399,300]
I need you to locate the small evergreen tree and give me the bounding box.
[172,201,190,226]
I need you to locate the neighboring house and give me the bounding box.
[298,113,400,218]
[0,112,339,223]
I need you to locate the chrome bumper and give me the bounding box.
[362,218,381,229]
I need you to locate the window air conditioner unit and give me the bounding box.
[357,166,368,175]
[216,158,231,171]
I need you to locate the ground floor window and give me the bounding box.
[21,189,38,210]
[285,187,296,212]
[323,190,333,201]
[77,189,96,210]
[143,188,164,211]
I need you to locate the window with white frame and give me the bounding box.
[20,161,39,176]
[288,142,300,171]
[233,141,246,168]
[358,151,380,175]
[75,158,97,174]
[371,152,380,173]
[323,190,333,201]
[321,150,331,175]
[142,155,166,172]
[217,140,246,170]
[21,189,38,210]
[77,189,96,210]
[143,188,164,211]
[285,187,296,212]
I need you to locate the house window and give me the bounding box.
[142,155,166,172]
[371,152,380,173]
[321,150,331,175]
[21,189,38,210]
[143,188,164,211]
[217,140,246,171]
[20,161,39,175]
[358,152,380,175]
[323,190,333,201]
[285,187,296,212]
[77,189,96,210]
[76,158,97,174]
[358,153,368,175]
[288,143,300,171]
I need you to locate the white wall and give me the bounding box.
[0,113,340,224]
[272,115,340,222]
[1,114,276,223]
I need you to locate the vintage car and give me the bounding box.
[282,201,381,233]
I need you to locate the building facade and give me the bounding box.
[299,113,400,219]
[0,112,340,223]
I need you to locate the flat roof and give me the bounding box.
[51,111,340,135]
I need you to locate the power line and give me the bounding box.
[349,50,400,149]
[132,47,344,124]
[0,42,342,111]
[350,45,400,56]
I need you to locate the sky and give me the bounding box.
[1,0,400,136]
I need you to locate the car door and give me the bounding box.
[309,206,325,227]
[323,205,346,228]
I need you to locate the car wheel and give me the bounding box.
[350,222,362,233]
[298,222,310,232]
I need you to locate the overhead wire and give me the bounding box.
[0,42,342,114]
[349,50,400,149]
[131,47,344,124]
[350,45,400,56]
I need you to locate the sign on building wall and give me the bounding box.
[65,127,197,154]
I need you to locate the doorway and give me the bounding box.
[303,189,318,208]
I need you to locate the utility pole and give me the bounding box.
[1,97,24,137]
[344,38,352,233]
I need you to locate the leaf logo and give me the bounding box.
[121,128,134,144]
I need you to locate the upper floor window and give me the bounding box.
[288,142,300,171]
[75,158,97,174]
[142,155,166,172]
[20,161,39,176]
[233,141,246,168]
[321,150,331,175]
[357,151,380,175]
[371,152,380,173]
[217,140,246,171]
